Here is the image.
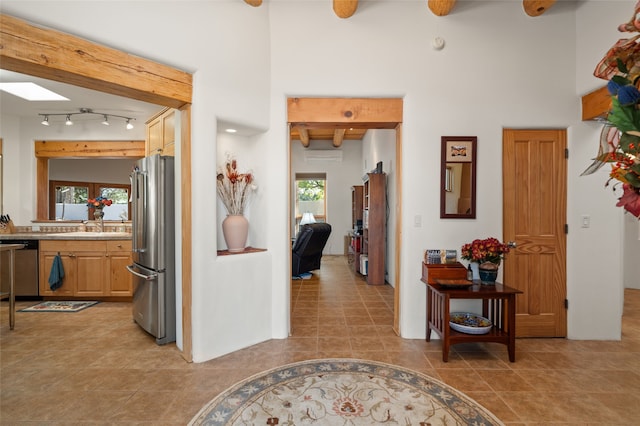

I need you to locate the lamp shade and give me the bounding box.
[300,212,316,225]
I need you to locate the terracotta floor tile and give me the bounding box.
[2,256,639,424]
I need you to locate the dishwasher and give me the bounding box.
[0,240,40,299]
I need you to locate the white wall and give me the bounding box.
[291,139,363,255]
[1,1,635,361]
[623,214,640,289]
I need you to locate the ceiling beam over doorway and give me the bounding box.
[0,14,192,108]
[288,97,403,127]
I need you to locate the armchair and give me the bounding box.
[292,223,332,276]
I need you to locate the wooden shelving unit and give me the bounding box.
[349,185,363,273]
[362,173,386,285]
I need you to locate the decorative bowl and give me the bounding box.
[449,312,492,334]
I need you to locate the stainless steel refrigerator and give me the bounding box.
[127,154,176,345]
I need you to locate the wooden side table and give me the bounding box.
[422,279,522,362]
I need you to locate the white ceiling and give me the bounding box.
[0,69,164,125]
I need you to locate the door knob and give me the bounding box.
[507,241,517,249]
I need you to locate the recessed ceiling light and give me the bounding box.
[0,82,69,101]
[226,128,237,133]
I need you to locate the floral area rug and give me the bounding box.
[189,358,503,425]
[20,301,99,312]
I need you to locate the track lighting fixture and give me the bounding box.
[38,108,135,130]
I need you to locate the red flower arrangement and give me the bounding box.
[461,237,510,270]
[584,2,640,218]
[86,196,113,209]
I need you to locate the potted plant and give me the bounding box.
[460,237,510,284]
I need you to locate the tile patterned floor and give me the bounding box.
[1,255,639,424]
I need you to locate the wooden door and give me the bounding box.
[503,129,567,337]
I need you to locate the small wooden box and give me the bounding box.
[422,262,467,285]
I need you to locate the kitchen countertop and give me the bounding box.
[0,232,132,241]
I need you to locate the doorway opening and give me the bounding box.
[1,15,194,361]
[287,97,403,334]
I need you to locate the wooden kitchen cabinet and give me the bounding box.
[39,240,132,298]
[107,240,133,296]
[74,250,107,296]
[40,250,75,297]
[146,107,175,156]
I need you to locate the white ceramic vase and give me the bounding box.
[222,214,249,252]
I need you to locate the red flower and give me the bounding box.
[616,184,640,217]
[461,237,510,265]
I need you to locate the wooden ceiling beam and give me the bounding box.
[0,14,192,108]
[428,0,457,17]
[333,129,346,148]
[288,98,403,127]
[333,0,358,19]
[523,0,556,17]
[297,127,310,147]
[581,86,611,121]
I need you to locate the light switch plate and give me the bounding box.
[581,215,590,228]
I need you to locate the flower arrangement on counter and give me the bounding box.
[216,154,257,215]
[583,2,640,218]
[86,196,113,209]
[461,237,510,270]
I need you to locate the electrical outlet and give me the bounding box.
[414,215,422,227]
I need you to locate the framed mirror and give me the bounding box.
[440,136,477,219]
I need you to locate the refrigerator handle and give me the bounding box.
[126,264,158,280]
[131,169,148,253]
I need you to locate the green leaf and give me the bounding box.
[625,172,640,187]
[608,98,640,133]
[617,58,629,74]
[612,75,631,86]
[619,132,640,152]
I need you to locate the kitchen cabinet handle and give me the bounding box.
[68,253,76,258]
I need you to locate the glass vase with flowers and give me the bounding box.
[87,196,112,232]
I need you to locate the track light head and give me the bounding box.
[38,108,135,128]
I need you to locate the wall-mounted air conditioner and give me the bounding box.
[304,150,343,162]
